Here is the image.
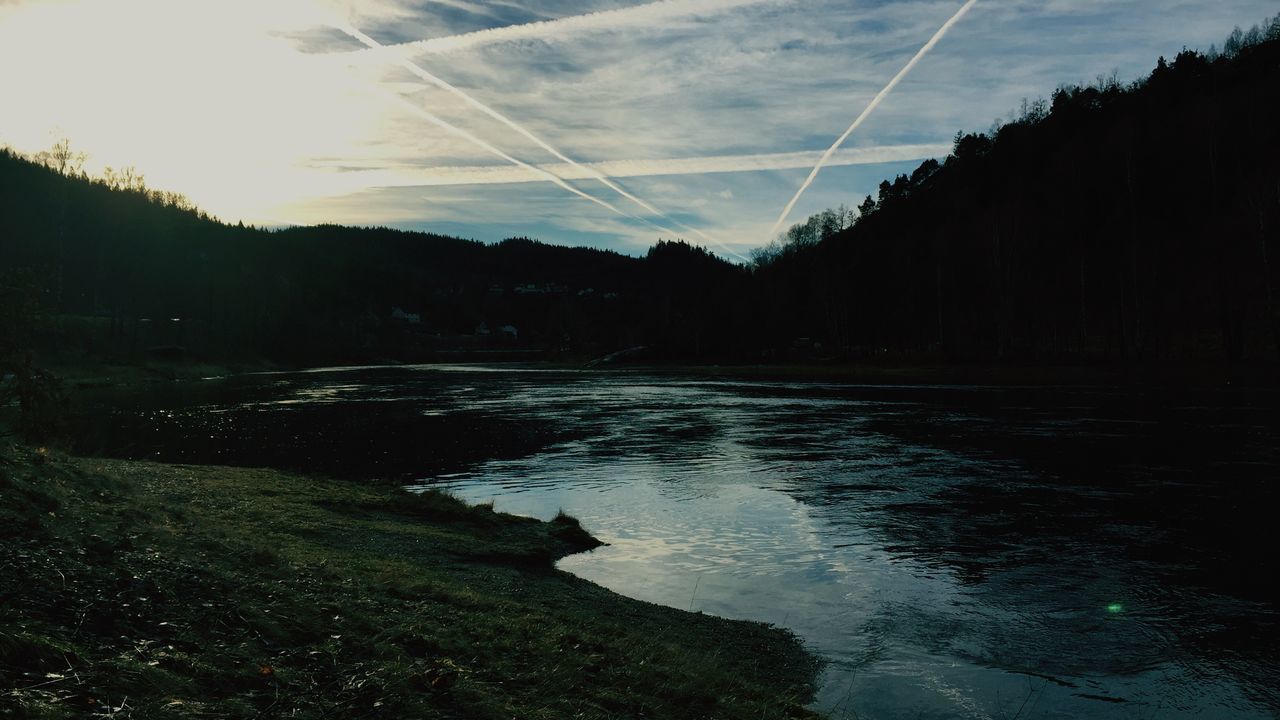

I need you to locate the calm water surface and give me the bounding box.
[73,365,1280,719]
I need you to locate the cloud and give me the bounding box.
[335,0,790,58]
[769,0,980,239]
[5,0,1278,253]
[333,18,748,259]
[329,143,950,188]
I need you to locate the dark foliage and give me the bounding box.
[3,21,1279,370]
[0,149,742,364]
[1,270,68,441]
[754,24,1280,364]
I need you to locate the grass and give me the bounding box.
[44,356,278,390]
[0,444,820,719]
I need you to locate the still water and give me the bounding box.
[72,365,1279,719]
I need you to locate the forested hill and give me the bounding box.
[755,30,1280,365]
[3,25,1279,372]
[0,149,747,365]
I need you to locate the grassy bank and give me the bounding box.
[0,445,819,719]
[41,357,282,390]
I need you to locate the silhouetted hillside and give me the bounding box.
[0,149,745,365]
[4,22,1279,375]
[754,26,1280,365]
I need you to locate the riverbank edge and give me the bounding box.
[40,355,1280,393]
[0,444,822,719]
[607,360,1280,388]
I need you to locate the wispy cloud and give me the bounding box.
[4,0,1277,255]
[364,81,633,219]
[336,0,787,58]
[769,0,980,239]
[329,143,951,187]
[331,15,749,259]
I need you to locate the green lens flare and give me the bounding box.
[1107,603,1124,613]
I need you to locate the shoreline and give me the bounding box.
[40,353,1280,392]
[1,444,821,718]
[608,360,1280,389]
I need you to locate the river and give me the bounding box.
[70,364,1280,719]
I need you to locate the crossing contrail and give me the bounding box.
[327,143,952,188]
[341,0,781,58]
[333,20,749,262]
[366,84,628,219]
[768,0,979,240]
[361,80,721,255]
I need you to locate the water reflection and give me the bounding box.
[72,366,1279,719]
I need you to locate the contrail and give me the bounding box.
[333,20,749,262]
[361,78,724,255]
[330,143,951,188]
[768,0,979,240]
[363,84,628,219]
[339,0,781,58]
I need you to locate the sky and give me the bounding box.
[0,0,1275,260]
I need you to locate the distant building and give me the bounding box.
[514,282,569,295]
[390,307,421,324]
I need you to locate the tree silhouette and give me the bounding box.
[33,137,86,177]
[2,19,1278,371]
[750,22,1280,365]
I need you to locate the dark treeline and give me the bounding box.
[0,147,747,366]
[755,19,1280,364]
[3,21,1279,373]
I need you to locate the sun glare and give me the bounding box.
[0,0,387,222]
